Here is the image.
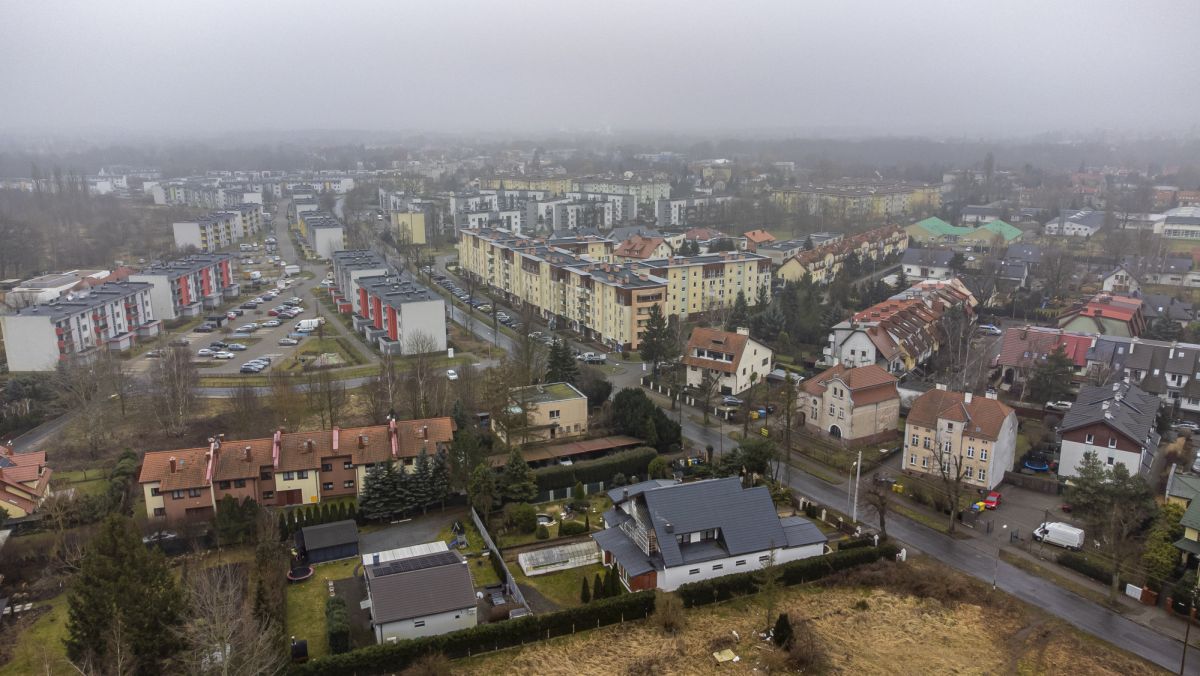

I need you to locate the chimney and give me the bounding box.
[243,446,252,461]
[736,326,749,336]
[358,434,367,449]
[332,426,340,451]
[305,439,314,453]
[985,390,997,400]
[964,392,973,404]
[169,456,177,473]
[422,425,429,440]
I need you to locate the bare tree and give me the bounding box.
[405,330,440,418]
[862,476,892,540]
[96,352,134,418]
[267,371,305,430]
[171,565,286,676]
[511,303,547,387]
[699,370,722,425]
[306,369,347,430]
[53,355,114,460]
[229,381,265,438]
[144,345,197,437]
[927,426,969,535]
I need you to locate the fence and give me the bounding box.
[640,376,699,407]
[536,480,605,504]
[470,506,530,613]
[1003,470,1061,494]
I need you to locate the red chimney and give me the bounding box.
[169,456,177,473]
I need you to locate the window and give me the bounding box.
[343,480,355,488]
[736,560,746,566]
[966,446,974,458]
[298,470,309,479]
[909,454,916,465]
[153,507,166,517]
[172,490,183,500]
[322,482,333,491]
[1106,456,1115,466]
[150,487,161,497]
[188,488,201,498]
[343,461,354,470]
[921,457,928,468]
[283,471,295,481]
[945,422,954,431]
[218,481,231,490]
[1085,433,1094,444]
[414,620,425,628]
[321,463,333,472]
[712,564,723,571]
[942,441,952,452]
[759,555,770,563]
[980,449,988,461]
[261,471,272,481]
[978,469,986,482]
[923,437,931,449]
[549,409,561,420]
[689,568,700,575]
[829,404,835,416]
[263,490,275,500]
[234,479,246,488]
[910,434,919,447]
[1107,437,1117,449]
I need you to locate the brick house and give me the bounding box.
[138,418,454,522]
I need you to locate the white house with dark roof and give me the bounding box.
[1044,209,1106,237]
[1058,382,1161,479]
[592,478,827,592]
[363,545,478,643]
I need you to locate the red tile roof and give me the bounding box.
[743,229,776,244]
[683,327,752,374]
[615,235,667,260]
[996,327,1091,369]
[907,389,1014,441]
[802,365,899,407]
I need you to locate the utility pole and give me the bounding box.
[852,449,862,523]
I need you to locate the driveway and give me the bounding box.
[358,507,466,555]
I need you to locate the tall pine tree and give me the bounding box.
[359,464,393,521]
[545,340,580,384]
[499,447,538,504]
[412,449,433,513]
[430,449,451,509]
[726,290,750,331]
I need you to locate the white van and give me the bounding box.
[1033,522,1084,551]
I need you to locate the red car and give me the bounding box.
[983,491,1002,510]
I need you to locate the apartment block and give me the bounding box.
[128,253,238,320]
[172,204,263,252]
[776,225,908,285]
[137,419,454,522]
[389,211,428,246]
[1,281,159,371]
[566,191,637,224]
[771,181,941,221]
[352,274,447,355]
[296,211,346,260]
[903,386,1016,491]
[654,195,732,227]
[330,250,390,313]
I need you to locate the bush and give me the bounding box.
[650,590,685,634]
[506,503,537,534]
[772,612,793,647]
[838,537,873,551]
[612,472,628,487]
[292,592,656,676]
[559,520,588,536]
[1057,551,1112,586]
[535,524,549,540]
[325,597,351,655]
[677,546,891,608]
[533,447,657,492]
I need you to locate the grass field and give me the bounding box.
[509,563,606,610]
[458,557,1165,676]
[0,593,71,676]
[285,558,360,660]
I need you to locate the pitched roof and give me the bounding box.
[299,520,358,551]
[979,220,1023,242]
[801,364,899,401]
[614,234,667,260]
[906,389,1014,441]
[683,327,755,374]
[743,229,776,244]
[1060,382,1160,448]
[996,327,1091,370]
[365,553,477,623]
[908,217,972,239]
[901,248,954,267]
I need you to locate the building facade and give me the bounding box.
[683,327,774,395]
[493,382,588,444]
[801,364,900,442]
[129,253,237,320]
[903,386,1017,491]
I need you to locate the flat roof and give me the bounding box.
[510,382,586,405]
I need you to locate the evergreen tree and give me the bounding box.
[580,576,591,603]
[390,464,413,517]
[66,515,184,670]
[430,449,452,509]
[412,449,433,513]
[606,567,620,596]
[278,512,288,540]
[638,304,675,371]
[545,340,580,384]
[803,235,814,250]
[468,463,497,521]
[593,572,605,600]
[756,283,770,309]
[772,612,794,647]
[499,447,538,503]
[726,290,750,331]
[1028,345,1074,403]
[450,426,486,492]
[287,509,297,534]
[359,464,393,521]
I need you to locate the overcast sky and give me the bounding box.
[2,0,1198,138]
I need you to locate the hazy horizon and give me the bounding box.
[2,0,1199,138]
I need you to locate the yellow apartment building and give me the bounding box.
[493,382,589,444]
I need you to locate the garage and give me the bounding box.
[295,519,359,564]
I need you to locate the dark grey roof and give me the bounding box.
[997,261,1028,281]
[591,527,654,577]
[902,248,954,267]
[1051,208,1106,229]
[602,507,629,529]
[605,479,677,504]
[299,520,358,550]
[368,550,460,577]
[366,556,476,624]
[1005,243,1042,264]
[780,517,828,547]
[1060,383,1161,449]
[1142,295,1194,322]
[638,477,791,568]
[13,281,153,321]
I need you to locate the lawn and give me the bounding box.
[510,563,606,611]
[54,469,108,497]
[435,519,501,588]
[0,592,71,676]
[493,496,608,549]
[285,557,360,660]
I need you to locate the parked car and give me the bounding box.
[1174,421,1200,433]
[169,338,189,347]
[236,324,259,333]
[214,351,235,360]
[278,337,300,346]
[446,369,459,381]
[227,343,248,351]
[263,319,282,328]
[240,365,263,374]
[194,323,214,333]
[722,395,744,407]
[1045,401,1073,412]
[209,341,228,349]
[976,324,1003,336]
[197,348,215,357]
[145,349,164,358]
[983,491,1002,510]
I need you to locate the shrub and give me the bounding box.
[1057,551,1112,586]
[772,612,793,647]
[838,537,873,551]
[559,520,588,536]
[612,472,628,487]
[580,576,591,604]
[535,524,549,540]
[533,447,657,492]
[506,503,537,534]
[650,590,685,634]
[325,597,351,655]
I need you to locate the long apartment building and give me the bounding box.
[128,253,237,320]
[351,273,448,355]
[771,181,941,222]
[655,195,733,227]
[329,250,390,314]
[776,225,909,285]
[1,281,159,371]
[138,419,454,522]
[457,227,770,350]
[173,203,264,252]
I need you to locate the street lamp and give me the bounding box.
[847,449,862,523]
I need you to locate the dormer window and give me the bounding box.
[1107,437,1117,448]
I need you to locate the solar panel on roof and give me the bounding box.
[368,550,460,577]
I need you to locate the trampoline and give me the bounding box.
[287,566,314,583]
[1023,459,1050,472]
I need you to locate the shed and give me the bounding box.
[295,519,359,564]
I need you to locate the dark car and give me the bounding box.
[193,323,214,333]
[209,341,228,350]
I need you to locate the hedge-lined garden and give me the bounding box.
[533,447,657,492]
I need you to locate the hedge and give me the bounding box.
[325,597,351,655]
[677,545,897,608]
[1057,551,1121,587]
[559,520,588,536]
[534,447,657,492]
[291,591,655,675]
[838,537,874,551]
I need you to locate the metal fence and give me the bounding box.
[470,506,530,613]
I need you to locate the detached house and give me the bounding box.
[903,386,1017,491]
[493,383,588,444]
[801,364,900,442]
[901,248,954,281]
[1057,382,1161,479]
[0,446,53,517]
[683,326,774,395]
[593,478,827,592]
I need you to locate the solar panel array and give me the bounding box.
[368,550,460,578]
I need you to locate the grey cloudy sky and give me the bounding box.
[2,0,1197,138]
